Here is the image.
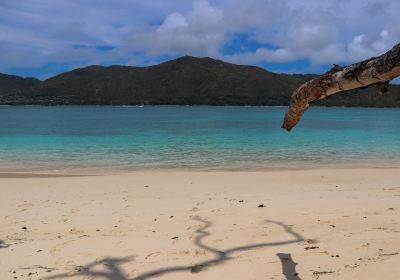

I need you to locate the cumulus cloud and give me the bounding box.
[222,48,295,65]
[1,0,400,77]
[130,0,225,57]
[229,1,399,66]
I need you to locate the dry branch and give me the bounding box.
[282,43,400,131]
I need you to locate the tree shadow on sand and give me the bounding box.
[277,253,302,280]
[45,217,304,280]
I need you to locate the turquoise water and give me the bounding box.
[1,106,400,171]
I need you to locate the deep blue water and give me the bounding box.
[0,106,400,171]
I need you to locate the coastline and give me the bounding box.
[1,168,399,279]
[2,159,400,178]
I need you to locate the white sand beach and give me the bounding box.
[0,168,399,279]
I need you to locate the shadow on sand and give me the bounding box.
[0,240,9,249]
[277,253,302,280]
[45,217,304,280]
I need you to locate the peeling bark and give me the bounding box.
[282,43,400,131]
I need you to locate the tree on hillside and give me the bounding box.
[282,43,400,131]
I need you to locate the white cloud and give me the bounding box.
[223,48,294,65]
[247,1,398,67]
[346,29,396,61]
[1,0,400,76]
[127,0,400,68]
[130,0,225,57]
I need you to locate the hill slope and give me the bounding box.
[0,56,399,106]
[0,73,40,93]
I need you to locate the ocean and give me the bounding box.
[1,106,400,172]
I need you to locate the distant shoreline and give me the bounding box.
[1,104,400,108]
[2,161,400,177]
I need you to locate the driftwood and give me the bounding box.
[282,43,400,131]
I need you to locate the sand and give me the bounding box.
[0,168,399,279]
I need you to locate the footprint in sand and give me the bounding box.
[69,227,84,235]
[212,238,224,243]
[50,240,76,256]
[145,252,161,259]
[17,201,34,212]
[127,270,139,278]
[302,238,319,245]
[194,249,207,256]
[64,260,77,271]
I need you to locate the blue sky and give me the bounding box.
[1,0,400,81]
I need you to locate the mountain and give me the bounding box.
[0,73,40,93]
[1,56,399,106]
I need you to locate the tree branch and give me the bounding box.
[282,43,400,131]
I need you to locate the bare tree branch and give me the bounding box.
[282,43,400,131]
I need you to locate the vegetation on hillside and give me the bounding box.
[0,56,399,106]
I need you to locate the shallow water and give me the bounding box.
[0,106,400,171]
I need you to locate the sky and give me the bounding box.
[1,0,400,81]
